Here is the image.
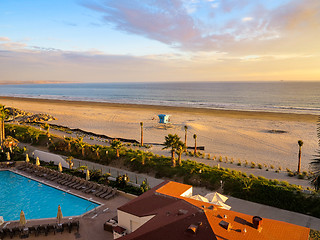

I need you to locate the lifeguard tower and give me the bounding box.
[158,114,170,124]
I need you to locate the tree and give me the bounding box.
[184,125,188,152]
[75,137,86,158]
[91,145,100,159]
[111,139,122,158]
[0,105,9,147]
[66,156,74,169]
[163,134,181,167]
[64,137,72,152]
[131,150,153,166]
[140,122,144,146]
[193,134,197,154]
[297,140,303,173]
[176,140,186,166]
[44,123,50,137]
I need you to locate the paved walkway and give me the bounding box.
[20,144,320,231]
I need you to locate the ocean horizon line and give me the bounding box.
[1,80,320,86]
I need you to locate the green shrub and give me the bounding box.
[258,164,262,169]
[250,162,256,168]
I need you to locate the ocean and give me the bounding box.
[0,81,319,115]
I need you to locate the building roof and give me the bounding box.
[118,181,310,240]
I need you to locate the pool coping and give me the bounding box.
[0,169,105,223]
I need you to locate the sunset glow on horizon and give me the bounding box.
[0,0,319,83]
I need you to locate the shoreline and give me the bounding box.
[0,96,317,123]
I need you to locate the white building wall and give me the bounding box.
[117,210,155,234]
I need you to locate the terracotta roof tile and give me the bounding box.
[118,181,310,240]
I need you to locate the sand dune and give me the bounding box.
[1,96,318,171]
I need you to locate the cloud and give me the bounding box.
[0,37,10,42]
[242,17,253,22]
[1,41,319,83]
[81,0,320,56]
[83,0,200,47]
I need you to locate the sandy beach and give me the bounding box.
[0,96,318,171]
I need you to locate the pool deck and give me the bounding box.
[0,168,132,240]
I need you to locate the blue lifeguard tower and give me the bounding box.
[158,114,170,124]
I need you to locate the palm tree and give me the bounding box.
[75,137,86,158]
[193,134,197,154]
[66,156,74,169]
[44,123,50,137]
[163,134,180,167]
[111,139,122,158]
[0,105,9,147]
[184,125,188,152]
[64,137,72,152]
[297,140,303,173]
[91,145,100,159]
[131,151,148,165]
[140,122,144,146]
[176,140,186,166]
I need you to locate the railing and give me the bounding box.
[86,202,98,214]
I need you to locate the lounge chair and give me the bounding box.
[35,225,47,236]
[104,188,117,200]
[3,227,14,239]
[69,220,80,233]
[61,176,76,186]
[67,178,82,188]
[83,182,97,193]
[95,186,109,197]
[72,179,86,189]
[94,186,111,197]
[47,172,60,181]
[20,227,29,238]
[76,181,90,190]
[57,174,73,185]
[46,224,56,235]
[99,187,113,198]
[92,185,104,195]
[81,182,94,192]
[28,226,36,237]
[84,183,99,193]
[0,229,5,239]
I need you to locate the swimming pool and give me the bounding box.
[0,171,99,221]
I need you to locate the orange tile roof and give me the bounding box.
[155,181,310,240]
[156,181,192,197]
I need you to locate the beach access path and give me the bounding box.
[20,144,320,231]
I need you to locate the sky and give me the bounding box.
[0,0,319,83]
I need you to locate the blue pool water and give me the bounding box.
[0,171,99,221]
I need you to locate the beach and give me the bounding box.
[0,96,318,171]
